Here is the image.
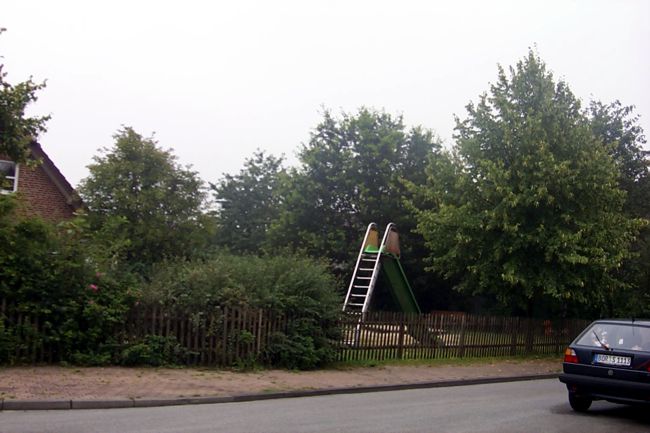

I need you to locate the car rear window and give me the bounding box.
[576,323,650,352]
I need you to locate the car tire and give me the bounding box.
[568,392,592,412]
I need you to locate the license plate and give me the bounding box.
[593,354,631,366]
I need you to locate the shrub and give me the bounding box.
[70,351,112,366]
[0,194,341,369]
[143,253,342,368]
[120,335,189,366]
[0,196,140,364]
[143,253,339,309]
[0,318,15,364]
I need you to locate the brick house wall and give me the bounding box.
[15,162,77,222]
[1,142,81,224]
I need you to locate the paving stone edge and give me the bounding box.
[0,373,559,411]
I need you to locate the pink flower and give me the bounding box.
[88,284,99,292]
[88,300,95,305]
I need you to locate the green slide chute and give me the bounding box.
[380,254,421,314]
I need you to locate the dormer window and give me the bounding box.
[0,160,18,193]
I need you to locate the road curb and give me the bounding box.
[133,396,235,408]
[71,399,135,410]
[2,400,72,411]
[0,373,559,411]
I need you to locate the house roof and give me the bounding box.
[29,141,83,210]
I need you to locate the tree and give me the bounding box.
[211,150,286,254]
[588,100,650,315]
[78,127,210,272]
[588,100,649,217]
[0,28,49,162]
[269,108,443,301]
[412,51,645,317]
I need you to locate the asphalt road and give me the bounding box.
[1,379,648,433]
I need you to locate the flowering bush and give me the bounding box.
[0,196,140,364]
[0,195,339,369]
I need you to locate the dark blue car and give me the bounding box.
[559,319,650,411]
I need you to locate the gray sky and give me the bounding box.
[3,0,649,187]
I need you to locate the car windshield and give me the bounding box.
[576,323,650,352]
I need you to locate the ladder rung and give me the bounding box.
[348,302,364,307]
[350,294,366,298]
[359,268,374,271]
[353,285,369,289]
[356,277,372,280]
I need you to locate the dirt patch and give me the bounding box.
[0,359,561,401]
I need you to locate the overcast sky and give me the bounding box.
[2,0,649,187]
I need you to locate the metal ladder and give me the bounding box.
[343,223,397,313]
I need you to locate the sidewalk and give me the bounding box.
[0,358,561,410]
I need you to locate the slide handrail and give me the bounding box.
[361,222,397,312]
[381,223,400,256]
[342,223,378,311]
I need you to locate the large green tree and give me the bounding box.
[211,151,286,254]
[0,28,49,163]
[588,100,650,315]
[79,127,210,271]
[269,108,443,301]
[412,51,645,317]
[588,100,649,217]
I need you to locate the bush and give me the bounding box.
[120,335,189,366]
[70,351,112,366]
[0,318,15,364]
[0,195,140,364]
[0,194,341,369]
[264,332,319,370]
[143,253,342,368]
[143,253,339,309]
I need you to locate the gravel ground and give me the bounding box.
[0,358,561,401]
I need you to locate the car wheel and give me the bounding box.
[568,392,592,412]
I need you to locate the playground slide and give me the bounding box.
[343,222,422,314]
[380,254,421,314]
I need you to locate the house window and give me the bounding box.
[0,160,18,193]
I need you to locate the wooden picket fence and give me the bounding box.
[1,298,590,366]
[337,311,590,362]
[123,306,288,366]
[0,298,56,363]
[0,301,288,366]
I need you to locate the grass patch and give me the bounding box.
[329,353,562,370]
[261,387,286,393]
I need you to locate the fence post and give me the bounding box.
[151,306,157,335]
[256,309,263,354]
[397,314,405,360]
[554,319,562,355]
[222,307,229,366]
[457,314,466,358]
[510,317,518,356]
[525,318,534,354]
